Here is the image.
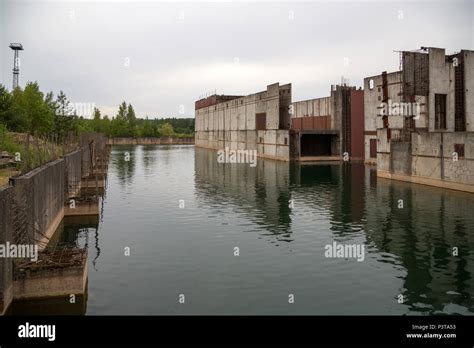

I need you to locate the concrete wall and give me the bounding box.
[81,143,92,179]
[195,83,291,161]
[10,159,65,245]
[412,132,474,185]
[63,149,82,199]
[364,71,404,161]
[391,142,411,175]
[13,263,87,301]
[0,135,109,313]
[428,48,454,132]
[0,186,13,314]
[292,96,332,118]
[377,131,474,192]
[465,51,474,132]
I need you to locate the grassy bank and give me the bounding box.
[0,125,72,187]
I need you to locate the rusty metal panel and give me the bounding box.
[291,116,331,130]
[302,117,313,129]
[313,116,331,130]
[291,118,302,130]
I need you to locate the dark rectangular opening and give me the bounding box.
[300,134,332,157]
[370,139,377,158]
[454,144,465,158]
[404,117,415,130]
[256,113,266,130]
[435,94,447,130]
[454,53,466,131]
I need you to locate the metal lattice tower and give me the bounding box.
[9,43,23,90]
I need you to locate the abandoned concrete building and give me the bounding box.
[195,83,365,162]
[364,47,474,192]
[195,83,292,161]
[290,85,364,161]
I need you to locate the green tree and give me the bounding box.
[10,82,54,136]
[141,116,155,137]
[159,122,174,137]
[56,91,72,117]
[91,107,103,133]
[126,103,138,137]
[0,85,14,129]
[112,102,128,137]
[53,91,83,141]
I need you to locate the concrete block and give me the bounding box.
[264,130,277,145]
[238,104,246,130]
[230,105,238,131]
[247,131,257,150]
[276,130,289,145]
[276,145,290,159]
[264,144,277,157]
[246,102,256,130]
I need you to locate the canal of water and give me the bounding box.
[11,145,474,315]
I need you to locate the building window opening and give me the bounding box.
[435,93,447,130]
[454,144,465,158]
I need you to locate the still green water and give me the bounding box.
[13,145,474,315]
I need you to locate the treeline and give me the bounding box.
[92,104,195,138]
[0,82,195,141]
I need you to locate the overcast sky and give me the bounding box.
[0,0,472,118]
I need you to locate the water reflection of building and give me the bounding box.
[364,177,474,313]
[194,148,368,242]
[194,147,292,237]
[195,147,474,313]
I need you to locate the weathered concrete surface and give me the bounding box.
[377,170,474,194]
[1,134,110,312]
[391,142,412,175]
[13,263,87,301]
[195,83,292,161]
[370,48,474,192]
[80,177,105,189]
[0,186,13,314]
[64,200,99,216]
[63,149,82,199]
[10,158,65,247]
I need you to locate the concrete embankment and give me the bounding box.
[108,136,194,145]
[0,186,14,314]
[0,133,109,314]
